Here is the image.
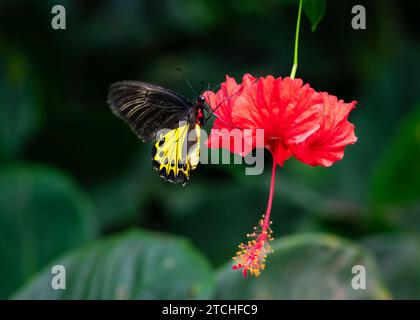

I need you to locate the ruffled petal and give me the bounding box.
[293,92,357,167]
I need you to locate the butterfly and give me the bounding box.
[107,81,206,186]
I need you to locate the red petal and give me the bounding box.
[293,93,357,167]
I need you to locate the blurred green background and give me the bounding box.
[0,0,419,299]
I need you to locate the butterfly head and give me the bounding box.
[195,95,206,126]
[197,95,206,104]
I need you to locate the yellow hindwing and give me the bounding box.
[152,123,201,185]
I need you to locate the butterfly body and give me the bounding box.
[107,81,205,186]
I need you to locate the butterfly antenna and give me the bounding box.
[203,86,241,122]
[210,83,221,92]
[203,79,257,122]
[201,83,222,114]
[199,81,207,95]
[176,68,198,97]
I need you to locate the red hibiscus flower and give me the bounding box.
[203,74,357,277]
[205,74,323,165]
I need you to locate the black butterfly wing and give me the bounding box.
[107,81,194,141]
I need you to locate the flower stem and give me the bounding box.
[290,0,303,79]
[262,156,277,231]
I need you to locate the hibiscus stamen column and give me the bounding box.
[263,155,277,231]
[232,154,277,277]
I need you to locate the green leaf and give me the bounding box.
[0,43,41,160]
[360,233,420,299]
[372,106,420,206]
[0,164,97,298]
[90,148,150,228]
[324,47,420,205]
[215,233,390,299]
[14,229,215,299]
[303,0,326,32]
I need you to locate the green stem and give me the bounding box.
[290,0,303,79]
